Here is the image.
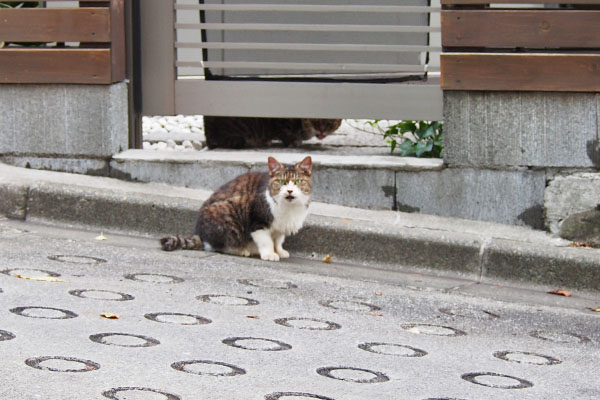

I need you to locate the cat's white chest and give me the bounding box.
[266,193,309,236]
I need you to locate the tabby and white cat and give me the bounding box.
[203,116,341,149]
[160,156,312,261]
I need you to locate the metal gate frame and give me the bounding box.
[138,0,442,121]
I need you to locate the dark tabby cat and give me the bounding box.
[160,156,312,261]
[203,116,341,149]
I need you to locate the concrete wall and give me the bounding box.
[443,91,600,232]
[444,92,600,168]
[0,83,129,173]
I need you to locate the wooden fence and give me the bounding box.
[0,0,125,84]
[441,0,600,92]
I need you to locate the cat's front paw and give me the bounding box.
[276,248,290,259]
[260,252,280,262]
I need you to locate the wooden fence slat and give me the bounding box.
[0,8,110,43]
[441,54,600,92]
[109,0,125,82]
[442,10,600,48]
[0,49,112,84]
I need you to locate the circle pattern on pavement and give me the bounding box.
[316,367,389,383]
[171,360,246,376]
[439,307,500,320]
[89,332,160,347]
[47,255,107,264]
[25,356,100,372]
[529,330,590,344]
[222,337,292,351]
[265,392,336,400]
[145,312,212,326]
[0,329,16,341]
[10,306,78,320]
[493,350,561,365]
[102,387,181,400]
[318,300,381,313]
[359,342,427,357]
[402,324,467,337]
[461,372,533,389]
[274,317,341,331]
[238,278,298,289]
[197,294,259,306]
[69,289,134,301]
[1,268,61,278]
[124,273,184,284]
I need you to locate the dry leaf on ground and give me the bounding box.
[246,315,260,319]
[15,274,64,283]
[100,312,119,319]
[369,312,384,317]
[569,241,595,248]
[95,232,108,241]
[322,254,332,264]
[375,291,383,296]
[548,289,572,297]
[586,307,600,312]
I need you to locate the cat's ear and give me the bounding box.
[268,157,284,176]
[296,156,312,176]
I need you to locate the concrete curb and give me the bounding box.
[1,162,599,291]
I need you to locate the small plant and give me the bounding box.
[368,120,443,158]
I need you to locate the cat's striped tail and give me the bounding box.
[160,234,203,251]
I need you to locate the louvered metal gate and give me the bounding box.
[140,0,442,120]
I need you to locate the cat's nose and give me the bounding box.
[287,189,293,194]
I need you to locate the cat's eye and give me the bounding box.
[295,179,303,185]
[279,179,287,185]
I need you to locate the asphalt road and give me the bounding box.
[1,217,599,400]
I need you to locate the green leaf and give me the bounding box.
[398,121,417,134]
[422,125,436,139]
[399,140,415,156]
[415,141,430,157]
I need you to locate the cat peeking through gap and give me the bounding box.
[160,156,312,261]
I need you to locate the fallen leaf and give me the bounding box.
[15,274,64,283]
[548,289,572,297]
[375,291,383,296]
[369,312,384,317]
[246,315,259,319]
[95,232,108,241]
[100,312,119,319]
[569,241,594,248]
[586,307,600,312]
[322,254,332,264]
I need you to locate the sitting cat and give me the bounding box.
[160,156,312,261]
[203,116,341,149]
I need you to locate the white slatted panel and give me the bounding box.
[175,0,440,80]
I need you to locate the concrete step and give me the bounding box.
[110,149,545,229]
[111,149,443,211]
[2,161,599,292]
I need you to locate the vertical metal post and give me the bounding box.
[126,0,142,149]
[139,0,176,116]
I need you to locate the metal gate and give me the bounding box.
[139,0,442,121]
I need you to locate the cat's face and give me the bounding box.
[301,119,342,140]
[267,156,312,206]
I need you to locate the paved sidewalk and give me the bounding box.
[1,162,599,292]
